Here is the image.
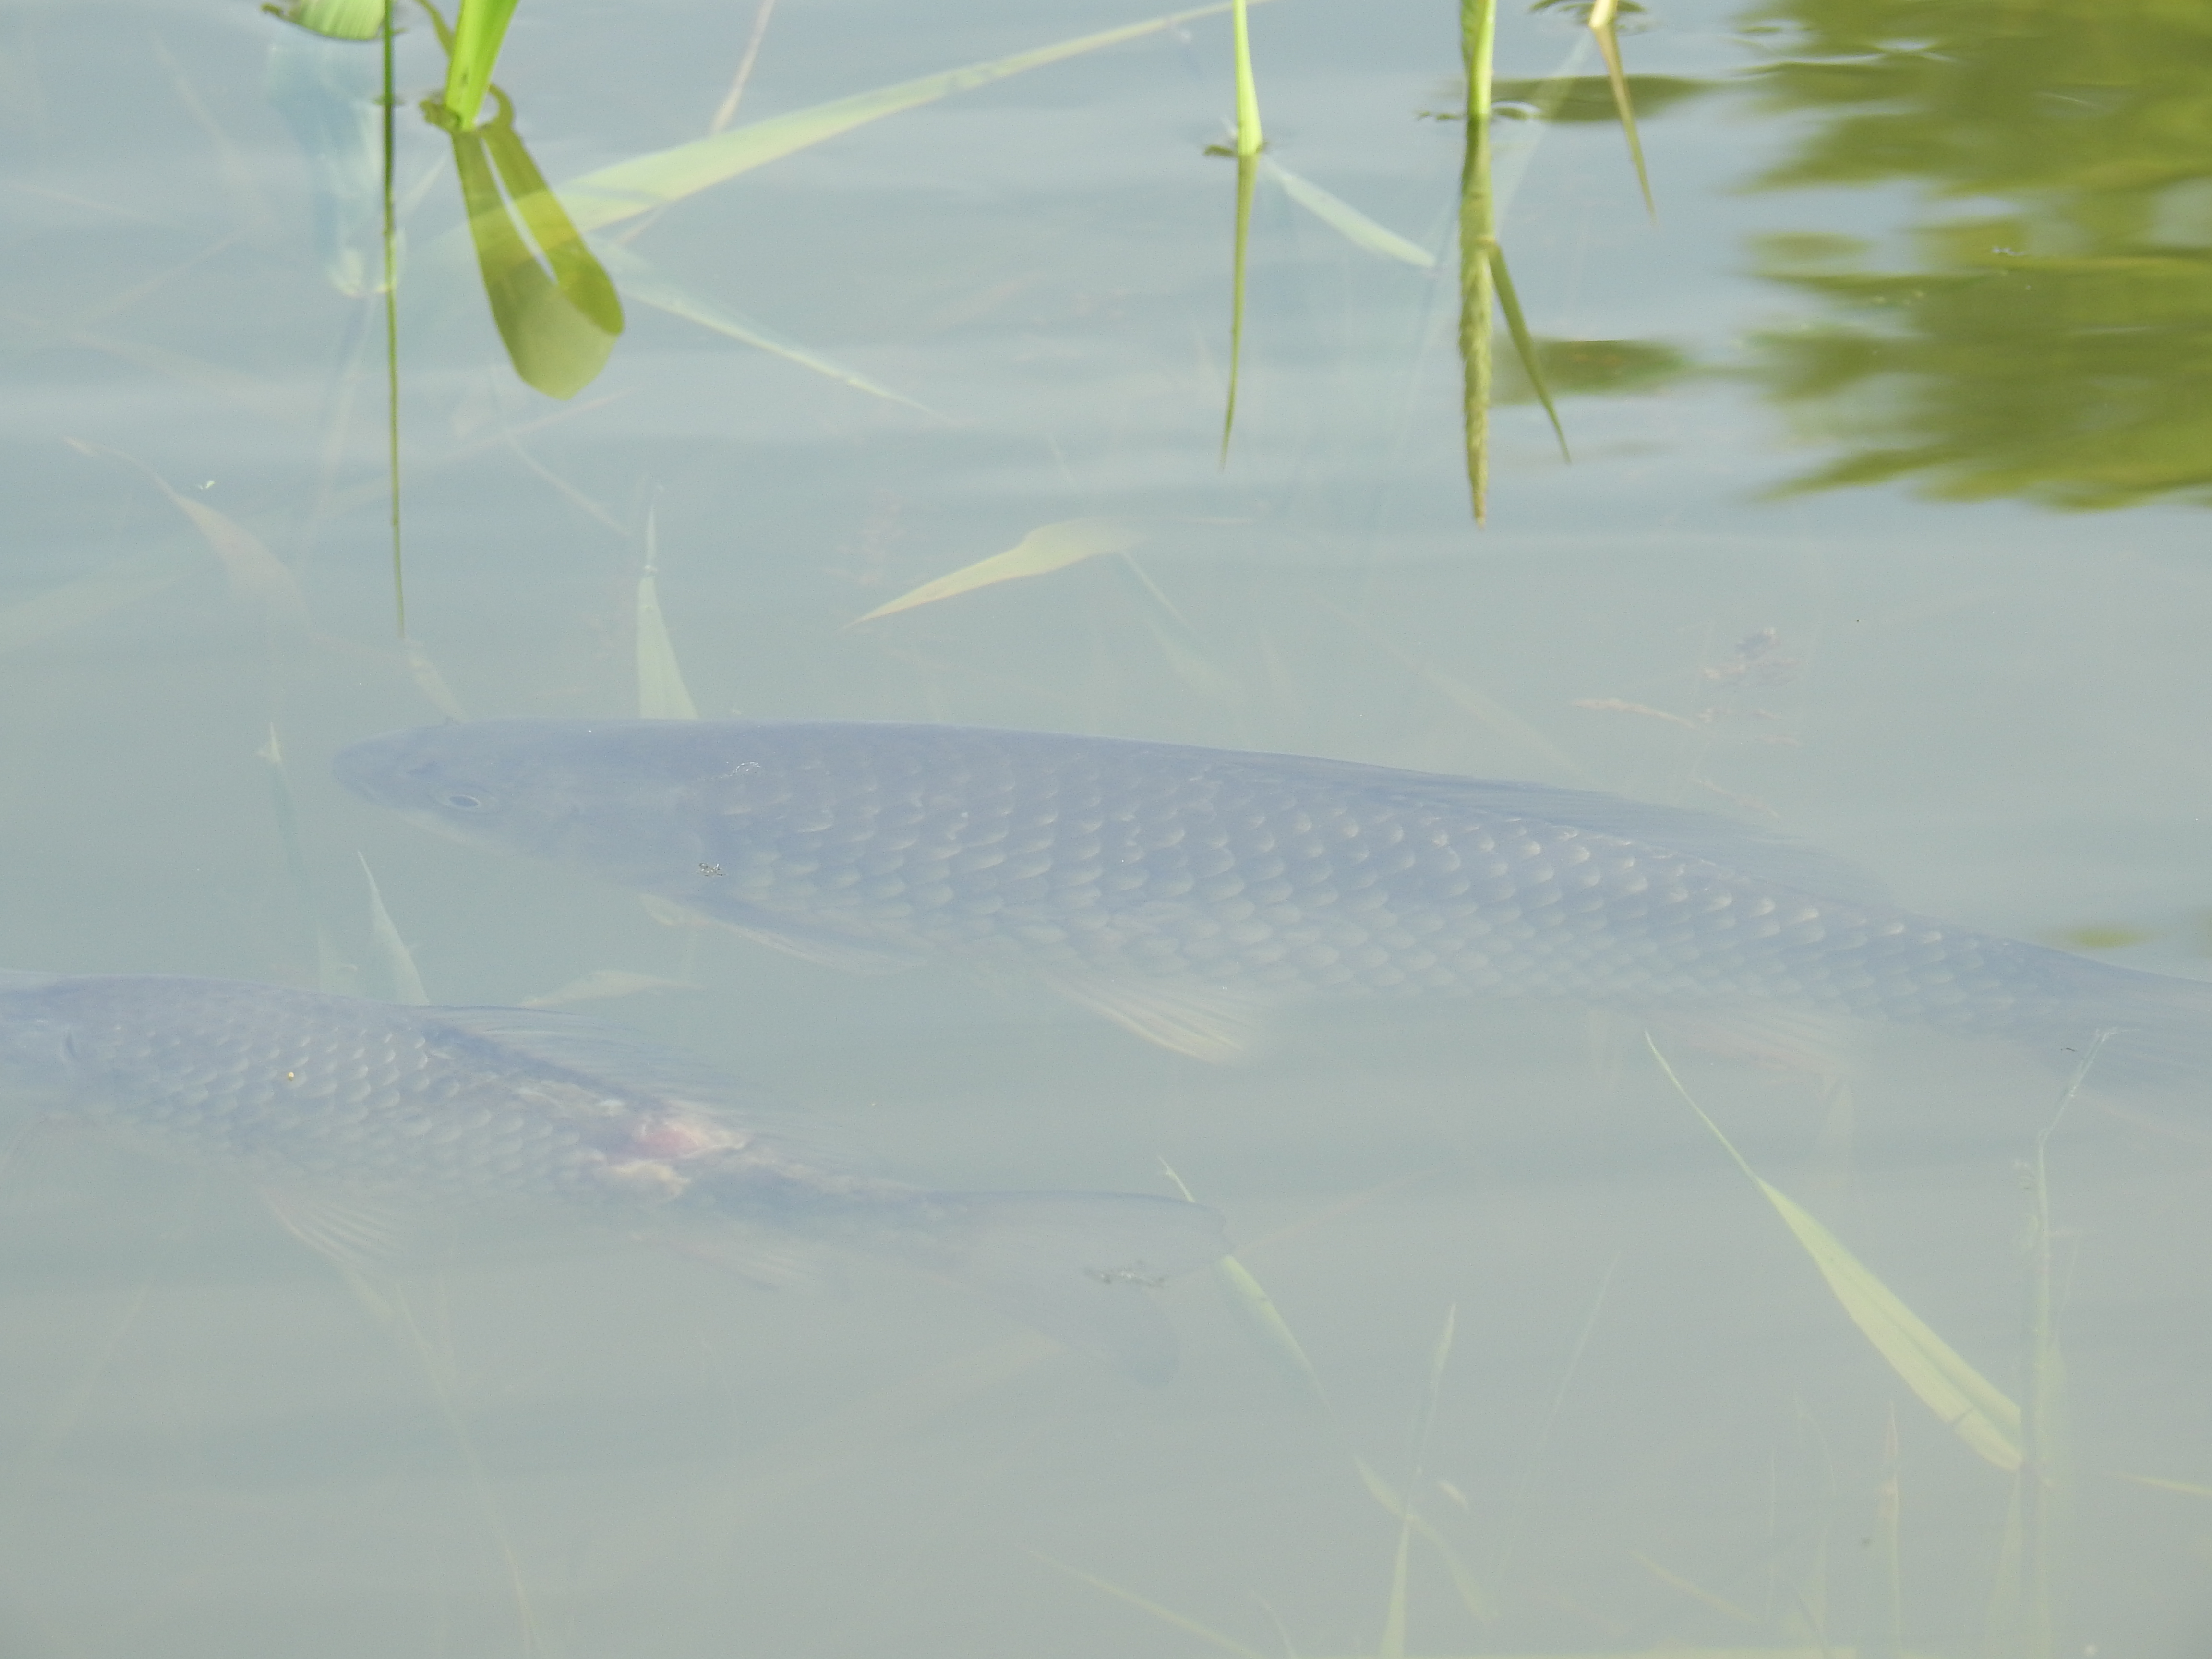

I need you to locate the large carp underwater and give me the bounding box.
[334,718,2212,1096]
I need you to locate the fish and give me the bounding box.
[0,972,1226,1380]
[333,718,2212,1094]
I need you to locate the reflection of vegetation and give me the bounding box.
[1491,74,1710,123]
[1494,336,1694,403]
[1741,0,2212,510]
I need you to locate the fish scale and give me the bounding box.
[334,718,2212,1087]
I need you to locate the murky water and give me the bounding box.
[4,0,2212,1653]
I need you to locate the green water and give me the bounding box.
[3,0,2212,1652]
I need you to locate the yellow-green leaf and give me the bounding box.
[553,2,1269,233]
[1268,162,1435,267]
[855,518,1149,623]
[1648,1037,2024,1472]
[265,0,388,41]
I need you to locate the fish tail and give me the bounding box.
[1978,949,2212,1123]
[893,1190,1228,1384]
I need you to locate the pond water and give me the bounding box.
[4,0,2212,1653]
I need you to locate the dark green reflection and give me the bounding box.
[1742,0,2212,510]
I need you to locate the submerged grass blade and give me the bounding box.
[854,517,1150,623]
[1267,161,1435,267]
[442,0,518,130]
[1355,1460,1496,1624]
[1221,150,1258,462]
[63,440,308,628]
[1160,1161,1329,1406]
[1034,1554,1271,1659]
[555,2,1268,233]
[1381,1306,1459,1659]
[1587,0,1654,219]
[1229,0,1263,156]
[1488,246,1569,462]
[636,518,700,720]
[594,240,936,411]
[358,854,428,1005]
[1647,1038,2023,1472]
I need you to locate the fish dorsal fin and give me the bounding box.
[1033,968,1272,1063]
[660,892,931,975]
[1237,754,1887,905]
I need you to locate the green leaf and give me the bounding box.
[449,110,619,398]
[552,2,1270,233]
[594,240,936,412]
[264,0,389,42]
[442,0,519,129]
[854,517,1150,622]
[1268,162,1435,267]
[1647,1038,2024,1473]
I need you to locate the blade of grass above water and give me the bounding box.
[1459,0,1497,522]
[1229,0,1263,156]
[854,517,1151,622]
[552,1,1272,232]
[1646,1037,2024,1473]
[441,0,518,129]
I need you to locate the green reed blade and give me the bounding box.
[552,1,1273,233]
[1458,0,1496,523]
[1647,1037,2024,1473]
[441,0,518,130]
[449,117,618,398]
[381,0,403,630]
[1488,245,1569,461]
[480,95,624,336]
[1355,1460,1496,1623]
[1034,1554,1272,1659]
[267,0,388,42]
[1229,0,1263,156]
[1160,1161,1330,1407]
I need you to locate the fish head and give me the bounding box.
[332,720,706,876]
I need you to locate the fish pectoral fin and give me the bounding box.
[1033,968,1272,1063]
[1651,1004,1862,1078]
[260,1186,446,1281]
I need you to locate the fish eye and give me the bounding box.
[440,792,490,811]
